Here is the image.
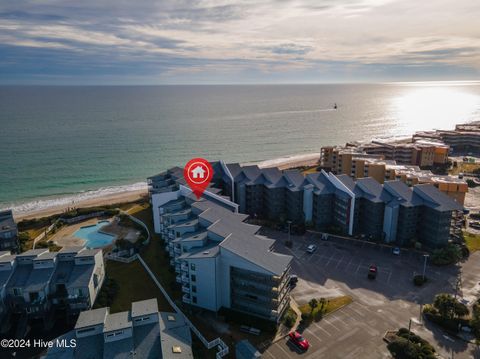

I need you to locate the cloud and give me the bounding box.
[0,0,479,83]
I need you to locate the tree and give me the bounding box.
[470,300,480,339]
[308,298,318,315]
[431,244,462,265]
[433,293,468,319]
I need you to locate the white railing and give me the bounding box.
[106,253,138,263]
[137,256,229,358]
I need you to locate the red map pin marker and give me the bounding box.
[184,158,213,199]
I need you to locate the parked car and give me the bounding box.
[392,247,400,255]
[306,244,317,253]
[368,265,377,279]
[289,275,298,286]
[288,331,310,351]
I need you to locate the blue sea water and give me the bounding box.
[1,83,480,212]
[74,220,115,248]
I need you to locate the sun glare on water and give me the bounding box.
[389,83,480,135]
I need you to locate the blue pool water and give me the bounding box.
[74,220,116,248]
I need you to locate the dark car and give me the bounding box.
[368,265,377,279]
[288,331,310,351]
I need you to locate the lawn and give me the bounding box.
[464,231,480,252]
[299,296,353,319]
[100,259,173,313]
[132,206,183,303]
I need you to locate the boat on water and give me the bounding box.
[334,103,337,110]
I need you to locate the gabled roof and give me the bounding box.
[413,184,463,212]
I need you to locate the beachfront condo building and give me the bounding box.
[45,298,193,359]
[320,146,467,205]
[149,161,462,251]
[0,246,104,334]
[0,210,19,252]
[414,121,480,154]
[151,184,292,323]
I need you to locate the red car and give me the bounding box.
[288,331,310,350]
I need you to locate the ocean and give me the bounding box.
[1,83,480,213]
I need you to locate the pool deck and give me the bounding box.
[49,217,114,248]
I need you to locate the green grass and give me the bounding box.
[464,231,480,252]
[100,259,173,313]
[299,296,353,319]
[133,206,183,303]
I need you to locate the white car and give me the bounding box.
[306,244,317,253]
[392,247,401,255]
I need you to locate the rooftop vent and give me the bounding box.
[172,346,182,353]
[167,315,176,322]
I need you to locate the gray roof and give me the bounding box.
[132,321,161,359]
[220,234,291,275]
[179,243,220,259]
[24,267,55,292]
[131,298,159,318]
[413,184,463,211]
[59,246,85,254]
[104,311,132,332]
[75,249,100,258]
[6,263,33,288]
[35,251,58,260]
[67,264,94,289]
[0,210,16,231]
[103,336,133,359]
[0,254,16,263]
[17,248,48,258]
[159,312,193,359]
[75,307,108,329]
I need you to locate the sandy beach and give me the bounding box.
[15,189,148,221]
[10,153,319,221]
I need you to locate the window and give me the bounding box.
[191,274,196,282]
[176,231,180,238]
[192,285,197,293]
[192,296,197,304]
[13,288,22,296]
[190,263,196,271]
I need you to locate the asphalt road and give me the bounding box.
[262,230,480,359]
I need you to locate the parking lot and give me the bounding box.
[262,230,479,359]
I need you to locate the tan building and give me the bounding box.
[320,146,466,205]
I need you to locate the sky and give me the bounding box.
[0,0,480,84]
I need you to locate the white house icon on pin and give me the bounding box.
[191,165,206,179]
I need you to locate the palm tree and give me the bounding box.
[308,298,319,316]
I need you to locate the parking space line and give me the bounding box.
[313,322,332,337]
[276,339,295,358]
[262,349,276,359]
[335,254,345,269]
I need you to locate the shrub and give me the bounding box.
[387,331,436,359]
[431,244,462,265]
[283,309,297,328]
[413,275,427,286]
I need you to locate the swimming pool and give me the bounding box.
[74,220,116,248]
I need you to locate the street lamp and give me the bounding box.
[422,254,429,281]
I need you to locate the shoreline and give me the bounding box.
[7,152,320,221]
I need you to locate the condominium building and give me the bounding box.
[212,162,462,248]
[320,146,467,205]
[0,247,104,332]
[150,160,462,254]
[45,298,193,359]
[151,184,292,323]
[414,121,480,154]
[0,210,19,252]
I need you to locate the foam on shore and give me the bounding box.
[1,181,148,217]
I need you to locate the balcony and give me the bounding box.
[181,263,189,272]
[174,247,181,255]
[181,275,189,284]
[182,294,191,304]
[169,259,175,266]
[176,275,182,283]
[182,285,190,294]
